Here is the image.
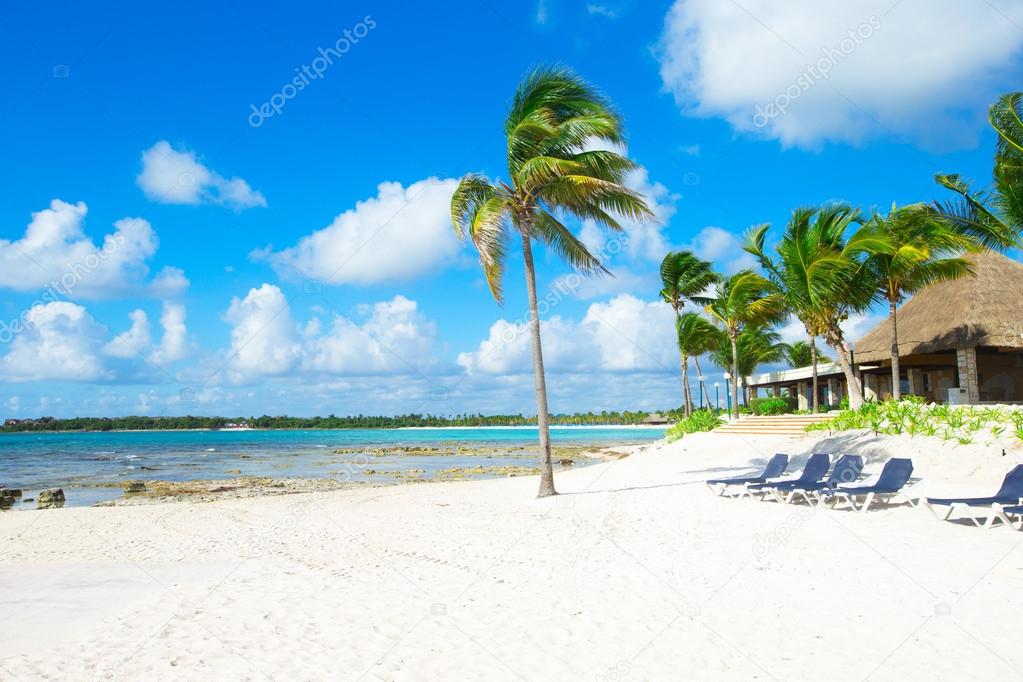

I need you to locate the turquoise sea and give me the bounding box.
[0,427,666,508]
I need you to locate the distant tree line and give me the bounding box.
[0,410,665,432]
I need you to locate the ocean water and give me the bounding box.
[0,427,666,508]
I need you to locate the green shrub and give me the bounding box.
[749,396,798,415]
[666,409,725,442]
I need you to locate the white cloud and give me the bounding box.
[219,285,438,384]
[684,226,757,274]
[149,266,190,298]
[104,309,151,359]
[587,4,618,18]
[150,303,190,365]
[0,302,111,382]
[0,200,184,299]
[458,294,677,375]
[137,141,266,209]
[301,296,437,376]
[657,0,1023,148]
[223,284,301,381]
[263,177,461,285]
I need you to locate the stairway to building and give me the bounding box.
[714,413,835,436]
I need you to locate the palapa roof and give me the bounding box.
[854,250,1023,363]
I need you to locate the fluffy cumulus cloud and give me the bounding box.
[658,0,1023,148]
[458,294,677,375]
[219,284,438,384]
[0,200,188,299]
[0,299,191,383]
[150,303,190,365]
[0,303,111,382]
[137,141,266,209]
[263,178,461,286]
[103,309,151,359]
[684,226,757,274]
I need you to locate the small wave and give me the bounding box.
[205,448,216,452]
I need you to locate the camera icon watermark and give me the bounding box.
[52,65,70,79]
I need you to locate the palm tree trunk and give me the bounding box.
[676,310,693,416]
[694,356,707,410]
[730,332,740,420]
[521,234,556,498]
[681,351,691,416]
[809,334,819,413]
[889,298,901,401]
[831,341,864,410]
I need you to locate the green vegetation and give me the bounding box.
[805,397,1023,444]
[783,341,829,369]
[665,410,724,442]
[0,411,670,433]
[674,312,721,415]
[748,396,797,415]
[451,66,654,497]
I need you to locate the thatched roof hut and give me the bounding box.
[854,250,1023,363]
[643,413,669,425]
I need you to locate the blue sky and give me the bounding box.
[1,0,1022,418]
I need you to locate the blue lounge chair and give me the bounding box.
[925,464,1023,528]
[770,454,864,505]
[706,454,789,496]
[741,453,831,500]
[993,504,1023,530]
[823,458,915,512]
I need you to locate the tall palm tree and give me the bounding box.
[746,204,885,410]
[700,270,785,419]
[675,312,720,412]
[784,340,829,369]
[864,203,980,400]
[451,67,653,498]
[936,93,1023,250]
[660,252,718,414]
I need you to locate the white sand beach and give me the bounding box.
[2,431,1022,681]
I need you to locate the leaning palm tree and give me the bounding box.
[661,252,718,414]
[700,270,785,419]
[675,312,721,411]
[747,204,885,410]
[451,67,653,498]
[864,203,980,400]
[936,93,1023,251]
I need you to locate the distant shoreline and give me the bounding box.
[0,424,668,435]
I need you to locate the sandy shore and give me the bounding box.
[2,431,1022,680]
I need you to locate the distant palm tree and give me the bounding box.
[701,270,785,419]
[451,66,653,498]
[675,312,721,412]
[660,252,718,414]
[784,340,830,369]
[712,325,787,405]
[864,203,980,400]
[937,93,1023,250]
[747,205,885,410]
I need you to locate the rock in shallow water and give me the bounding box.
[38,488,65,509]
[0,495,14,510]
[122,481,146,494]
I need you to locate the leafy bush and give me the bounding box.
[805,397,1023,444]
[749,396,797,415]
[666,409,725,442]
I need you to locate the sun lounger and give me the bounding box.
[741,453,830,500]
[822,458,915,512]
[706,454,789,496]
[773,454,864,505]
[925,464,1023,528]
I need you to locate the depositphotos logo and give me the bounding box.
[248,16,377,128]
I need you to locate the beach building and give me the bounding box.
[643,413,670,425]
[748,251,1023,407]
